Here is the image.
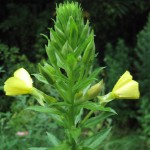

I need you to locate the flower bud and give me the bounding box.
[85,80,104,100]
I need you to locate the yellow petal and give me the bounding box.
[14,68,33,88]
[113,71,132,91]
[113,80,140,99]
[4,77,32,95]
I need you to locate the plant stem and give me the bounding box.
[66,70,77,150]
[81,110,94,125]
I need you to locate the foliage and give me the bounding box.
[100,129,147,150]
[0,96,63,150]
[3,2,140,149]
[0,43,34,111]
[104,39,138,127]
[135,14,150,145]
[104,39,130,91]
[0,0,149,149]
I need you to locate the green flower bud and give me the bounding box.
[86,80,104,99]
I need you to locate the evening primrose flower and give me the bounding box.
[112,71,140,99]
[4,68,33,95]
[98,71,140,105]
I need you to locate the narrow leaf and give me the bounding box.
[80,102,117,114]
[82,128,111,149]
[81,112,115,128]
[26,106,61,115]
[47,132,60,146]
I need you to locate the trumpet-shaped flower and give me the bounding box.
[112,71,140,99]
[4,68,33,95]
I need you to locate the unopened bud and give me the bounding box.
[75,91,83,100]
[86,80,104,100]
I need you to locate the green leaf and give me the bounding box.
[66,16,78,48]
[61,41,73,56]
[32,73,48,84]
[73,67,103,92]
[82,35,95,63]
[66,53,77,70]
[28,148,47,150]
[74,34,93,57]
[46,132,60,146]
[82,128,111,149]
[78,21,90,45]
[26,106,61,115]
[54,25,66,41]
[75,108,83,125]
[46,44,57,67]
[79,147,92,150]
[81,112,115,128]
[50,142,71,150]
[80,102,117,114]
[55,50,66,69]
[70,127,81,140]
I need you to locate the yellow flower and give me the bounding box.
[112,71,140,99]
[4,68,33,95]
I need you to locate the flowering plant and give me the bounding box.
[4,2,140,150]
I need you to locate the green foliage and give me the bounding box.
[104,39,139,130]
[0,0,150,149]
[104,39,130,91]
[135,14,150,142]
[0,43,34,111]
[0,96,63,150]
[135,14,150,98]
[100,130,147,150]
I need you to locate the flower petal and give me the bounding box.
[113,71,132,91]
[113,80,140,99]
[14,68,33,88]
[4,77,32,95]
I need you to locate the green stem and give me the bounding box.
[81,110,94,125]
[66,69,77,150]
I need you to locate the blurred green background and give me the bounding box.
[0,0,150,149]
